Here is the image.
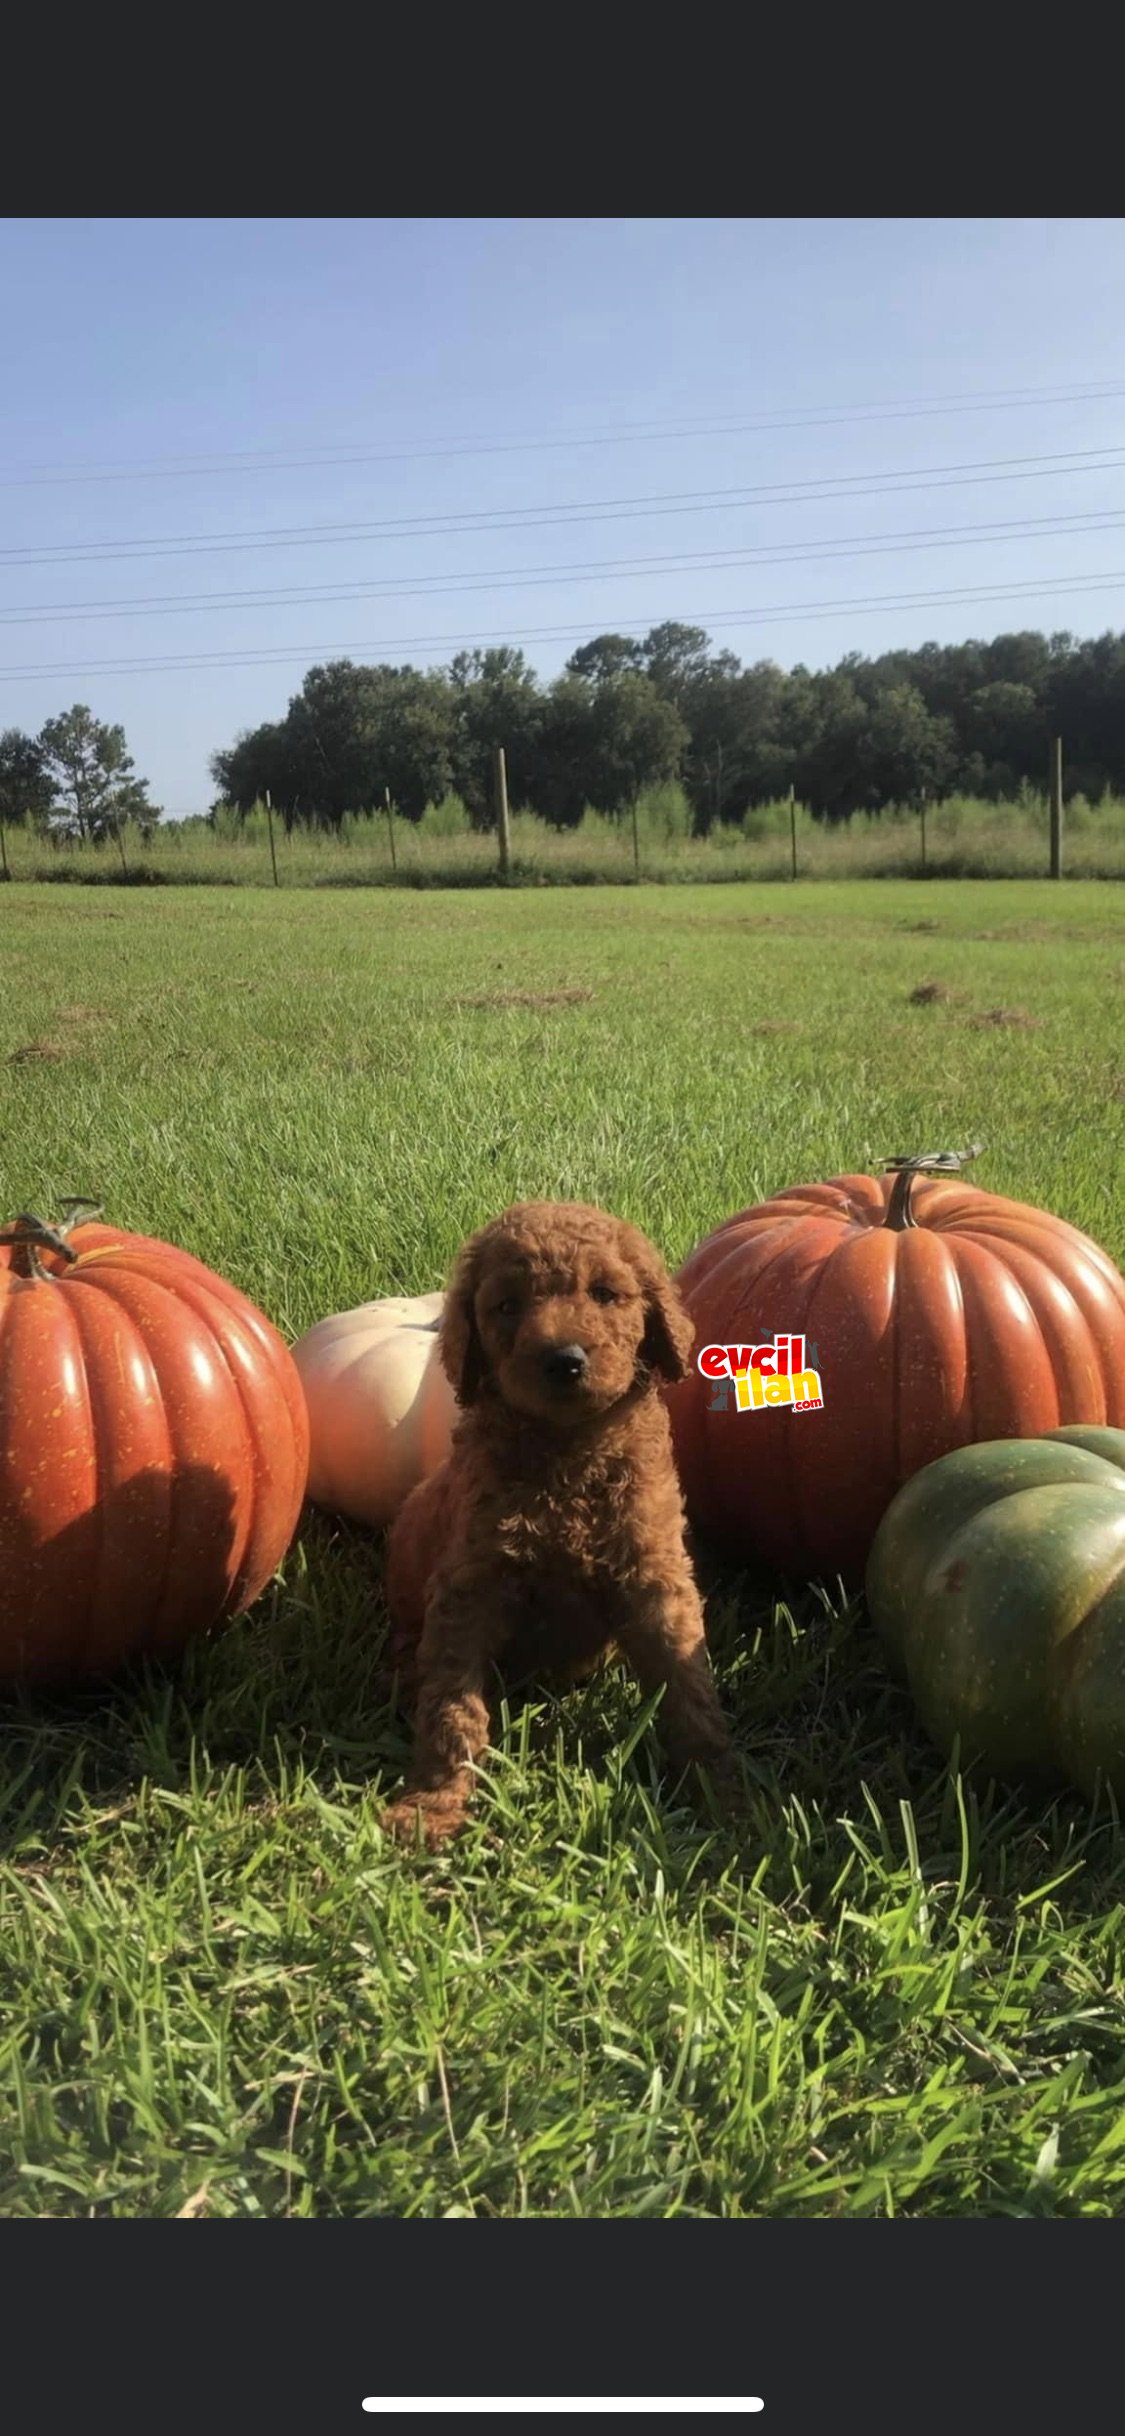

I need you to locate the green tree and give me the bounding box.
[449,647,543,823]
[857,683,957,808]
[283,660,456,823]
[565,633,643,686]
[534,670,687,825]
[681,658,789,825]
[784,668,869,818]
[363,666,458,820]
[210,721,292,816]
[38,706,155,841]
[0,728,52,828]
[982,630,1052,690]
[641,622,718,703]
[965,681,1045,775]
[281,661,385,820]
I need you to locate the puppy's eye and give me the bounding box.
[495,1297,521,1319]
[589,1283,619,1305]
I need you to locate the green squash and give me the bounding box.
[865,1427,1125,1797]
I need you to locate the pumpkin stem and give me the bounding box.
[881,1145,984,1231]
[56,1197,104,1232]
[0,1199,103,1277]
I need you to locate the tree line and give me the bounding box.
[5,624,1125,841]
[209,625,1125,829]
[0,707,154,840]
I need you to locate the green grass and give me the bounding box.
[2,877,1124,2218]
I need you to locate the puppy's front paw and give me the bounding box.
[382,1791,466,1848]
[678,1739,746,1815]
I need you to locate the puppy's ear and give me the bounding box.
[439,1236,488,1405]
[639,1259,695,1383]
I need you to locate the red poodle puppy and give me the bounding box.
[384,1199,734,1844]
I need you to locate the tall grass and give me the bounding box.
[4,790,1125,887]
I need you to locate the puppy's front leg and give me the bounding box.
[616,1564,735,1790]
[383,1571,510,1846]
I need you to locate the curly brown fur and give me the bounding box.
[384,1200,734,1845]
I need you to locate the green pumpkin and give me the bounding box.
[865,1427,1125,1797]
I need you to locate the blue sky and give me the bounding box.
[3,217,1125,814]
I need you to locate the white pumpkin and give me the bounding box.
[291,1291,456,1529]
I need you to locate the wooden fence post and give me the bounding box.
[920,788,927,874]
[265,788,279,887]
[789,785,797,881]
[0,819,9,881]
[384,786,397,873]
[1049,737,1064,878]
[494,746,511,880]
[114,816,128,879]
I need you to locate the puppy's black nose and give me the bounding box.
[542,1342,588,1383]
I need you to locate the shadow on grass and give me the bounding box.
[0,1502,394,1852]
[2,1506,1124,1937]
[29,863,174,886]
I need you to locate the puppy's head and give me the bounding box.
[439,1200,694,1429]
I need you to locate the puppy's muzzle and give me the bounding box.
[540,1342,589,1384]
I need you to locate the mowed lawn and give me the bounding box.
[1,877,1124,2219]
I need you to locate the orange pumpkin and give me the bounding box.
[666,1153,1125,1582]
[0,1204,310,1682]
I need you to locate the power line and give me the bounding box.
[3,376,1124,490]
[5,504,1125,628]
[3,442,1125,573]
[3,564,1124,683]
